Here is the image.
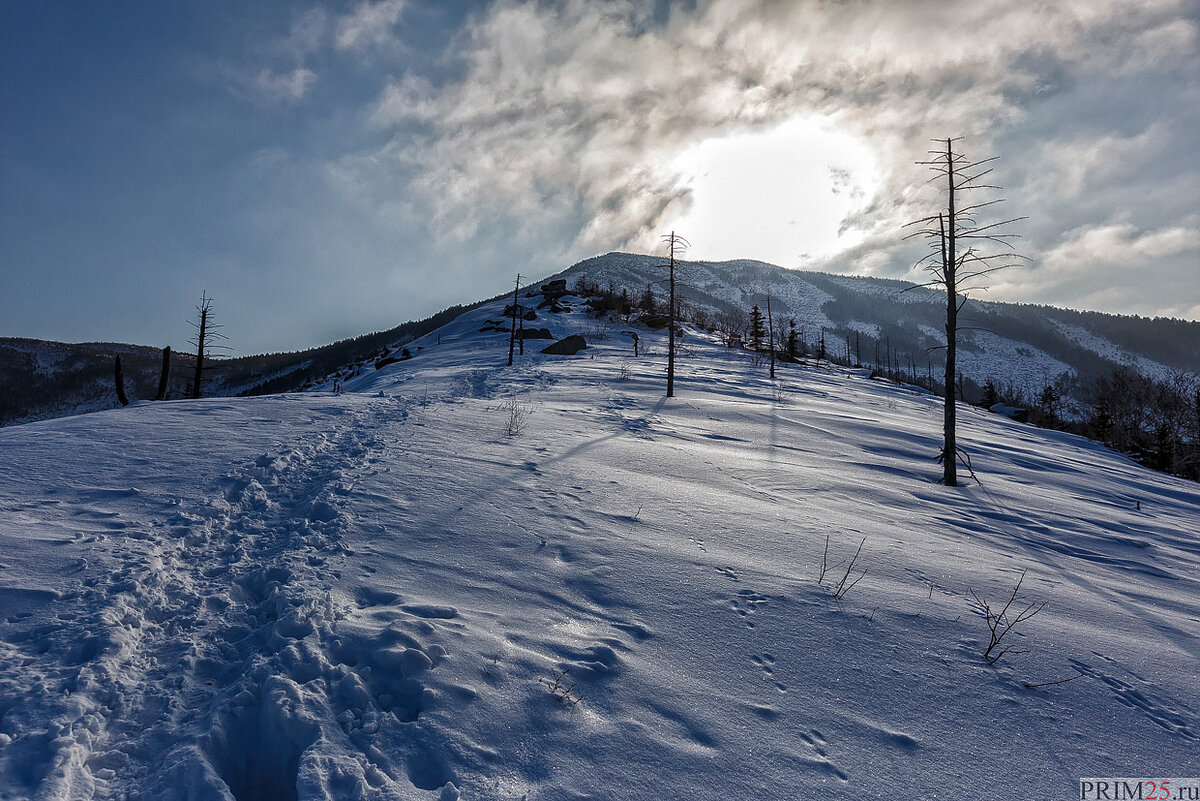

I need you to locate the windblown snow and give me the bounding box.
[2,291,1198,800]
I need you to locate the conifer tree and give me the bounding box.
[980,379,997,409]
[748,305,766,352]
[639,284,656,315]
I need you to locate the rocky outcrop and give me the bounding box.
[541,335,588,356]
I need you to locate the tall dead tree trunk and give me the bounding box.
[114,355,129,406]
[766,294,776,379]
[507,274,521,367]
[906,138,1025,486]
[192,302,209,400]
[155,346,171,400]
[942,194,958,484]
[188,292,228,400]
[661,231,689,398]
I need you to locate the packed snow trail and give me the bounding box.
[0,395,469,799]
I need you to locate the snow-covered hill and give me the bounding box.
[7,253,1198,429]
[563,252,1200,401]
[2,287,1198,800]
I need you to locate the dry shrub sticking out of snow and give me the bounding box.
[499,394,532,437]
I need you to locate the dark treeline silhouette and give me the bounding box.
[982,365,1199,480]
[1,301,479,425]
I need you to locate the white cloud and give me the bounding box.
[369,74,438,126]
[1044,223,1200,276]
[333,0,1198,315]
[253,67,316,101]
[335,0,406,51]
[991,221,1200,317]
[275,8,329,61]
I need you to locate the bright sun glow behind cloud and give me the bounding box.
[665,116,880,268]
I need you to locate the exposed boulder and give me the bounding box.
[375,348,412,370]
[538,279,572,313]
[517,328,553,340]
[541,279,568,299]
[541,334,588,356]
[990,403,1029,423]
[641,313,670,329]
[502,304,538,321]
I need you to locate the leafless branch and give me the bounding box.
[1023,669,1085,689]
[968,570,1046,665]
[832,538,867,600]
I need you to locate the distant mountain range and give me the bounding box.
[3,252,1197,426]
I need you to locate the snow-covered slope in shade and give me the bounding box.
[2,290,1198,800]
[1048,318,1184,384]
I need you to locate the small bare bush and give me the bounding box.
[619,361,633,381]
[499,394,532,436]
[969,570,1046,665]
[772,380,791,404]
[584,316,613,342]
[539,669,582,706]
[831,538,867,600]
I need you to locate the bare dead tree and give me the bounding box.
[905,138,1025,486]
[766,294,776,379]
[715,307,748,349]
[188,292,229,399]
[154,346,171,401]
[660,231,689,398]
[114,355,130,406]
[507,273,521,367]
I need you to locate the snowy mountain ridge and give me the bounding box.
[562,252,1200,396]
[2,287,1198,799]
[5,252,1198,427]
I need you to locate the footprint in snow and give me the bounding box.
[1070,657,1196,740]
[798,729,848,781]
[750,652,775,675]
[729,589,768,627]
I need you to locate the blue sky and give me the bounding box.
[2,0,1198,354]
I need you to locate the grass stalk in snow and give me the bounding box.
[831,537,868,600]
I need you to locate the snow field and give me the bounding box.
[2,293,1199,799]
